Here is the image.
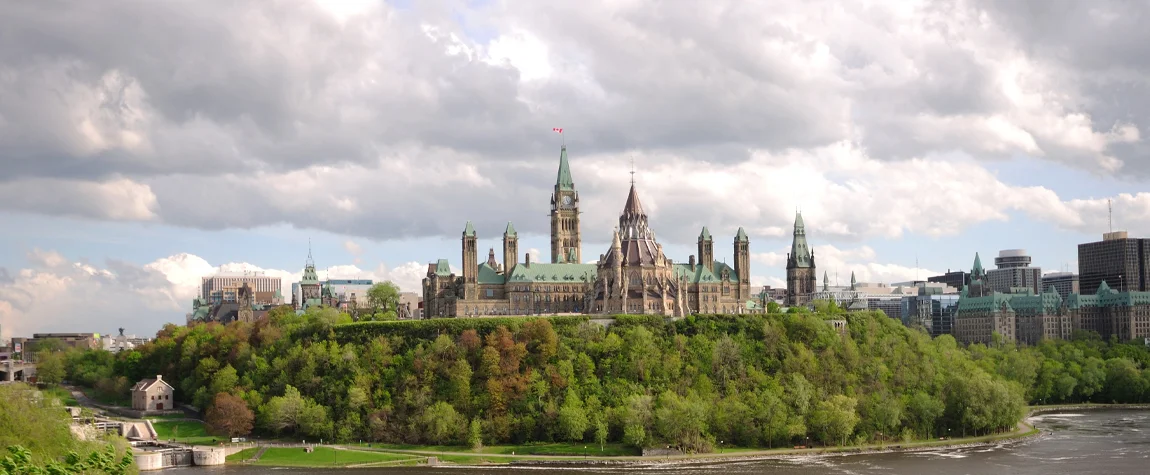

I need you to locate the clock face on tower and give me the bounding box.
[563,195,573,206]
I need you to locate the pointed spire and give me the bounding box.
[823,271,829,291]
[850,271,857,291]
[972,252,984,278]
[556,146,574,191]
[306,238,314,267]
[789,211,812,268]
[611,227,621,248]
[623,183,646,216]
[699,226,712,241]
[463,221,476,237]
[504,221,517,238]
[735,227,749,242]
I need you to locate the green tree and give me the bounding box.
[36,352,66,386]
[210,364,239,397]
[366,282,401,316]
[468,417,483,450]
[558,388,589,441]
[808,394,859,446]
[420,401,464,444]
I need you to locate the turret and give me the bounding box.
[734,227,749,290]
[698,226,714,272]
[503,221,518,272]
[462,221,477,300]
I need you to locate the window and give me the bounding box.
[151,396,155,400]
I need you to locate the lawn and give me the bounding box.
[39,387,79,407]
[353,441,638,457]
[151,420,219,445]
[236,447,419,467]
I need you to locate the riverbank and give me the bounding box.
[226,404,1150,469]
[230,417,1043,468]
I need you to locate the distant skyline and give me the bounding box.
[4,0,1150,339]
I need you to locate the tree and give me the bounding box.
[558,388,589,441]
[209,364,239,397]
[808,395,858,446]
[420,401,464,444]
[206,392,254,438]
[367,282,401,316]
[36,352,66,386]
[468,417,483,450]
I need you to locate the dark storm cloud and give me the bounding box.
[2,0,1149,243]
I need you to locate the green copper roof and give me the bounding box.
[972,252,984,278]
[504,221,517,237]
[556,146,574,191]
[435,259,452,276]
[1097,280,1112,295]
[478,263,505,285]
[699,226,712,241]
[506,263,597,283]
[672,261,739,283]
[735,227,748,242]
[790,211,813,268]
[463,221,476,237]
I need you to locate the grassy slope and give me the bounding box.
[151,420,218,445]
[226,447,416,467]
[353,441,637,457]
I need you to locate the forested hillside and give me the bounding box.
[64,308,1150,453]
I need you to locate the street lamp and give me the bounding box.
[719,440,723,454]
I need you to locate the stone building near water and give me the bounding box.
[131,375,174,412]
[785,212,818,306]
[422,146,755,318]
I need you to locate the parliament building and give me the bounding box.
[422,146,755,317]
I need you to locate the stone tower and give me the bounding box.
[698,227,714,272]
[300,246,321,306]
[462,221,478,300]
[551,146,582,263]
[237,282,255,323]
[734,227,750,300]
[503,221,518,271]
[785,211,818,306]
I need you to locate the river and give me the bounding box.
[177,410,1149,474]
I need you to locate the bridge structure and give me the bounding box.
[0,360,36,382]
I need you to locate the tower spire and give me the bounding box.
[630,157,636,185]
[306,238,314,267]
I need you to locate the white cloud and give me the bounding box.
[0,250,429,341]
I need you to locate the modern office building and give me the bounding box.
[901,287,961,338]
[986,249,1042,294]
[1042,272,1080,300]
[201,273,283,305]
[1078,231,1150,294]
[927,270,971,291]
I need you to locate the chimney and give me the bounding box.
[156,374,163,381]
[525,253,531,268]
[689,255,696,271]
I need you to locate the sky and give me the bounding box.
[4,0,1150,340]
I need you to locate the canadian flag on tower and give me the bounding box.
[552,127,563,134]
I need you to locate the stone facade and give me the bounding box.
[785,212,818,306]
[954,252,1150,345]
[422,146,754,318]
[130,375,174,412]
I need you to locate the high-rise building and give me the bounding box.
[1078,231,1150,294]
[986,249,1042,294]
[1041,272,1079,300]
[901,287,960,338]
[201,273,282,305]
[927,270,970,291]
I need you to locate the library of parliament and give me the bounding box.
[422,146,761,317]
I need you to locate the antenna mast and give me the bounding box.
[1108,199,1113,233]
[629,157,636,185]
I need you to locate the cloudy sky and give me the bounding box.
[3,0,1150,340]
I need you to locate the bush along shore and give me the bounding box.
[50,307,1150,461]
